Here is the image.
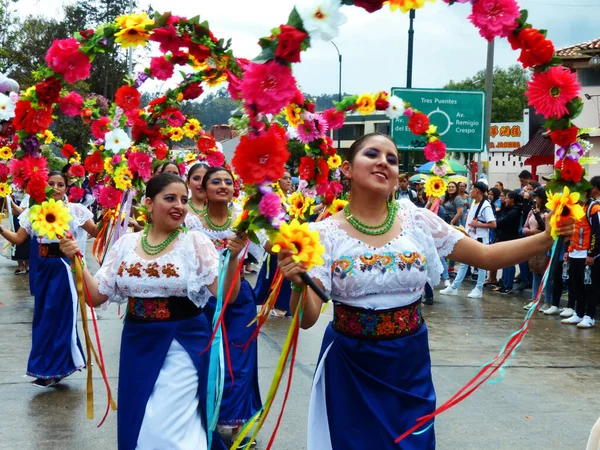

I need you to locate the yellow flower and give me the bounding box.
[170,127,184,142]
[176,92,184,102]
[0,182,12,197]
[426,124,437,136]
[424,176,447,198]
[29,199,72,240]
[288,192,314,219]
[114,12,154,48]
[38,129,54,144]
[327,154,342,169]
[185,152,197,164]
[356,93,376,115]
[204,72,227,87]
[271,219,325,271]
[183,119,201,139]
[104,157,114,174]
[69,153,81,164]
[375,91,389,101]
[387,0,431,14]
[546,186,586,239]
[113,166,133,190]
[328,198,347,215]
[0,146,13,160]
[285,104,304,128]
[189,55,208,71]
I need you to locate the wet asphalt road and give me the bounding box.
[1,238,599,450]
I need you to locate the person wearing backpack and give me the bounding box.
[396,173,417,203]
[440,182,496,299]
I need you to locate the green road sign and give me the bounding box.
[390,88,485,153]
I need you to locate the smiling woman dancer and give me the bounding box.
[277,133,574,450]
[185,166,262,448]
[0,171,98,388]
[59,173,244,450]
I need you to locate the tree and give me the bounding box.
[0,0,21,75]
[444,65,530,123]
[286,139,305,171]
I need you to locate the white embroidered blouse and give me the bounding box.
[94,230,219,308]
[308,199,465,310]
[19,202,93,244]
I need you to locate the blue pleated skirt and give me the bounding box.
[117,313,226,450]
[253,254,292,313]
[28,237,38,296]
[204,279,262,427]
[308,323,436,450]
[26,255,85,380]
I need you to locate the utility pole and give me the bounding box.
[332,41,342,152]
[481,38,495,183]
[404,9,416,174]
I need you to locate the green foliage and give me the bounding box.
[286,139,306,172]
[444,65,530,123]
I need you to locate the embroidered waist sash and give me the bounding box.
[332,301,423,340]
[126,296,202,323]
[38,243,65,258]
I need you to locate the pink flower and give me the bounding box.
[296,115,320,144]
[150,56,174,81]
[112,154,122,165]
[98,185,122,209]
[91,116,111,140]
[424,140,447,162]
[526,66,581,119]
[432,164,448,177]
[59,92,84,116]
[240,60,300,116]
[468,0,520,41]
[128,152,153,181]
[45,38,91,84]
[323,108,345,130]
[258,192,283,219]
[68,186,85,202]
[206,151,225,167]
[404,108,414,117]
[166,110,186,127]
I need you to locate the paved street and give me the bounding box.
[1,244,599,450]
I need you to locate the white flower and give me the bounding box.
[386,96,405,120]
[433,163,448,177]
[297,0,347,41]
[105,129,131,154]
[0,93,16,121]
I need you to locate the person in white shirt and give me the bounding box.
[440,181,496,299]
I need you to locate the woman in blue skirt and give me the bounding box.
[277,133,574,449]
[0,171,98,387]
[185,166,263,447]
[59,174,244,449]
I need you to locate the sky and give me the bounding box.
[10,0,600,96]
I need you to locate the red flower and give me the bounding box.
[183,82,204,100]
[154,142,168,161]
[149,96,167,110]
[59,92,84,117]
[115,85,141,111]
[375,97,390,111]
[170,51,190,66]
[424,140,447,162]
[299,156,316,181]
[91,117,111,140]
[319,137,337,156]
[149,25,182,53]
[35,77,62,105]
[98,185,122,209]
[150,56,174,81]
[45,38,91,84]
[128,152,153,182]
[354,0,385,12]
[197,134,217,153]
[526,66,581,119]
[61,144,76,159]
[323,108,345,130]
[316,158,330,185]
[185,39,211,63]
[549,126,579,147]
[516,29,554,68]
[206,151,225,167]
[68,186,85,202]
[408,112,430,135]
[80,107,93,124]
[232,124,289,185]
[84,151,104,174]
[69,164,85,178]
[555,158,583,183]
[275,25,308,63]
[13,101,53,134]
[26,174,48,203]
[0,163,9,183]
[163,109,186,127]
[9,155,48,188]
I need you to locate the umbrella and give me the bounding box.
[448,175,468,183]
[409,174,429,183]
[416,160,467,174]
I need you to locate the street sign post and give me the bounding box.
[390,88,485,153]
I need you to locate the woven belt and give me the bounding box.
[332,301,423,340]
[38,243,65,258]
[126,296,202,323]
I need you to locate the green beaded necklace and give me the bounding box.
[188,200,204,216]
[343,201,398,236]
[203,207,232,232]
[141,225,184,256]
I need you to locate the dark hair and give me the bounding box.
[61,163,72,174]
[531,187,547,208]
[488,187,501,202]
[518,170,532,179]
[146,173,187,200]
[506,190,522,204]
[528,181,541,189]
[347,132,397,164]
[48,170,68,185]
[201,166,234,191]
[160,161,181,175]
[473,181,488,194]
[444,181,459,203]
[591,176,600,191]
[495,181,504,189]
[187,163,210,182]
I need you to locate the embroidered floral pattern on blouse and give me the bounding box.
[117,261,180,279]
[211,238,228,252]
[117,262,126,277]
[125,262,143,277]
[161,263,180,278]
[334,251,427,279]
[145,262,160,278]
[128,297,171,320]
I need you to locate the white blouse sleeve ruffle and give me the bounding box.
[95,233,135,304]
[185,230,219,306]
[307,220,333,297]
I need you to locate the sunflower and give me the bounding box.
[546,186,585,239]
[113,165,133,190]
[284,104,304,128]
[41,130,54,144]
[0,146,13,160]
[356,93,376,115]
[114,12,154,48]
[189,55,208,71]
[328,198,347,215]
[29,199,73,240]
[424,176,447,198]
[271,219,325,271]
[184,153,197,164]
[327,154,342,169]
[0,182,12,197]
[170,127,184,142]
[288,192,314,219]
[204,71,227,87]
[183,119,201,139]
[104,157,114,175]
